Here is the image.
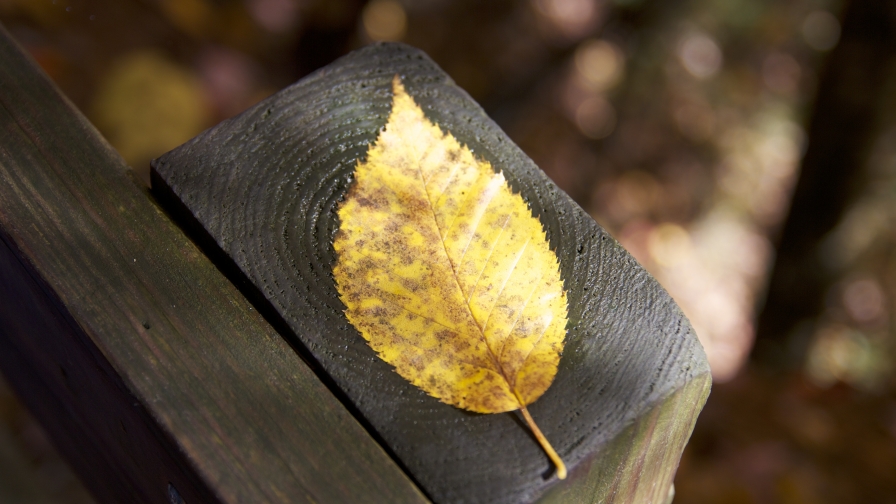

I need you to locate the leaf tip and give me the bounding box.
[391,73,406,96]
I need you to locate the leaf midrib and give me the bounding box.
[412,153,523,403]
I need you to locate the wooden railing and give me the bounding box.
[0,23,709,504]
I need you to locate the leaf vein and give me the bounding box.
[378,295,498,372]
[466,214,511,304]
[376,294,460,333]
[414,159,508,384]
[482,239,530,335]
[517,310,555,377]
[430,158,463,201]
[498,270,545,366]
[454,181,501,282]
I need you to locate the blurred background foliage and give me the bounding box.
[1,0,895,502]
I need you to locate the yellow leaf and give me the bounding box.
[333,76,568,479]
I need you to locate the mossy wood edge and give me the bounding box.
[0,24,427,504]
[153,42,712,504]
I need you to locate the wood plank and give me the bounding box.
[538,374,711,504]
[0,24,427,504]
[152,42,712,503]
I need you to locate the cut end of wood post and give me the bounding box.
[520,406,566,480]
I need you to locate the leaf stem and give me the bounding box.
[519,405,567,480]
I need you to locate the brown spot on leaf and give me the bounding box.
[332,76,568,477]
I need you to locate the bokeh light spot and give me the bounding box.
[843,279,886,324]
[247,0,301,34]
[533,0,599,40]
[90,50,208,183]
[648,223,692,268]
[806,324,889,390]
[614,170,659,219]
[574,39,624,91]
[762,52,801,94]
[362,0,407,42]
[679,33,722,79]
[575,96,617,139]
[802,10,841,51]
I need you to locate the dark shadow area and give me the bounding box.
[148,167,430,500]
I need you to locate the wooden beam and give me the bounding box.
[0,24,426,504]
[153,42,711,503]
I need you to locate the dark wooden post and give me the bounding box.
[152,43,711,504]
[0,24,425,504]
